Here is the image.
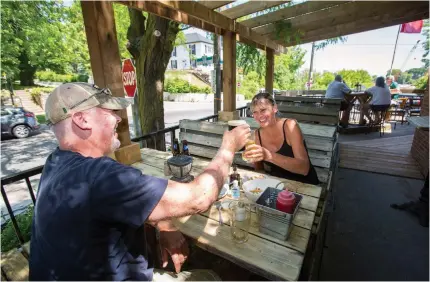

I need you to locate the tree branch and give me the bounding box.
[127,8,146,59]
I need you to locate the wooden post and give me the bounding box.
[81,1,141,165]
[265,48,274,95]
[219,31,238,121]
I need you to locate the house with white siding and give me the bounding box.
[167,30,223,73]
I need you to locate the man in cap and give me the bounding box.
[29,83,250,281]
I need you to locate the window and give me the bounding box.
[189,44,196,55]
[205,45,208,53]
[191,60,196,68]
[172,47,177,57]
[1,110,9,116]
[171,60,177,69]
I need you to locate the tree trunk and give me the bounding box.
[18,51,36,86]
[128,11,179,150]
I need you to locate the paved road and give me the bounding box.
[1,101,247,218]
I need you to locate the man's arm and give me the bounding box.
[147,125,250,223]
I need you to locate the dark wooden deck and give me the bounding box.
[339,135,424,179]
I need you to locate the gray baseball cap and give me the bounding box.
[45,82,131,125]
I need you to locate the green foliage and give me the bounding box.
[240,71,261,99]
[36,114,47,124]
[274,21,304,45]
[236,43,265,77]
[312,71,335,89]
[274,47,306,90]
[35,71,88,83]
[336,69,373,89]
[165,78,211,94]
[113,4,131,60]
[30,87,54,108]
[1,1,92,85]
[315,37,347,50]
[1,206,33,252]
[406,68,427,80]
[413,74,429,89]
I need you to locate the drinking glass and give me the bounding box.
[228,201,251,243]
[242,130,256,163]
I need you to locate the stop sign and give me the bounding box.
[122,58,137,98]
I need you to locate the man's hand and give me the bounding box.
[222,124,250,152]
[159,230,189,273]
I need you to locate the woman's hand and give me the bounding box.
[243,144,272,163]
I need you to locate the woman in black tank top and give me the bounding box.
[242,93,319,185]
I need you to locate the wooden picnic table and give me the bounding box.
[344,92,372,124]
[133,148,322,281]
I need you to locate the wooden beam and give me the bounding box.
[284,3,429,46]
[81,1,131,147]
[223,31,236,112]
[255,1,414,36]
[265,49,274,95]
[155,0,284,51]
[220,1,289,20]
[118,1,282,52]
[240,1,349,29]
[198,1,234,10]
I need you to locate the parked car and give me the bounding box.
[1,106,40,138]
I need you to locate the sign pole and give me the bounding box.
[122,58,142,141]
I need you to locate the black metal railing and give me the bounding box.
[131,106,247,150]
[1,165,43,245]
[1,106,248,245]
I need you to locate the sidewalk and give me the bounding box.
[320,168,428,280]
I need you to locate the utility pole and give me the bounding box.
[307,42,315,90]
[213,33,221,114]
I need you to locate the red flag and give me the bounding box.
[400,20,423,33]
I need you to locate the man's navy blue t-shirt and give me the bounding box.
[29,148,167,281]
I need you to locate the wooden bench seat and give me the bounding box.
[1,242,30,281]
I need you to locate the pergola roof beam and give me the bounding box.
[255,1,412,36]
[198,1,234,10]
[220,1,289,20]
[283,4,429,46]
[155,0,284,52]
[240,1,349,29]
[116,1,268,51]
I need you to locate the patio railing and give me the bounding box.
[0,105,248,246]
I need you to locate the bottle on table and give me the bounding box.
[172,138,181,156]
[182,140,190,156]
[230,164,241,187]
[231,180,240,200]
[276,189,296,214]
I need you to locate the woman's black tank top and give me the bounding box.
[258,119,319,185]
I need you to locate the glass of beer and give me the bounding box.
[227,120,247,131]
[228,201,251,243]
[242,130,256,163]
[227,120,248,152]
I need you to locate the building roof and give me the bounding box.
[185,33,213,45]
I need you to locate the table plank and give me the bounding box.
[173,214,303,281]
[203,203,311,253]
[140,148,322,199]
[136,153,319,212]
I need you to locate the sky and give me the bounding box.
[298,25,427,76]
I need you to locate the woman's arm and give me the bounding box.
[265,119,310,175]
